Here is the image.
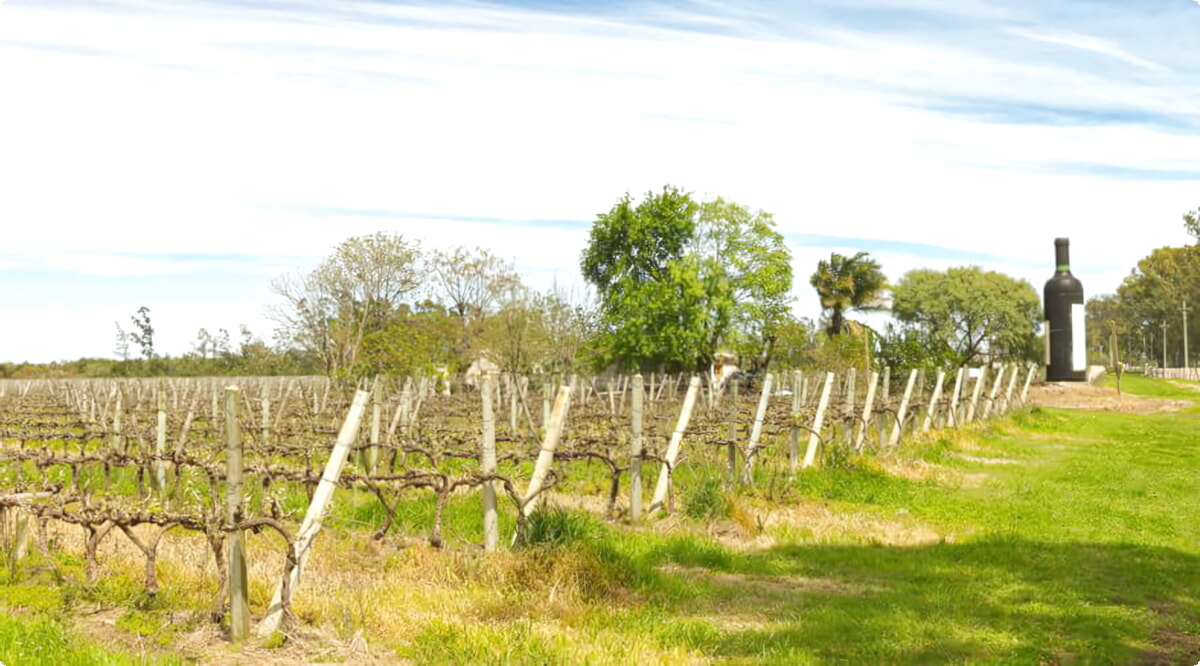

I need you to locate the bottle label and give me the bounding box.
[1072,303,1087,371]
[1043,320,1051,365]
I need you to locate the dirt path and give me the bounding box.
[1026,382,1191,413]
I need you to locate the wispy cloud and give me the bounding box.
[1008,28,1170,72]
[1,0,1198,361]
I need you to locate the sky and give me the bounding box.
[1,0,1198,363]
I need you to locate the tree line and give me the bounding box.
[7,185,1075,380]
[1085,206,1200,368]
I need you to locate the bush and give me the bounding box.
[682,478,733,520]
[518,506,604,550]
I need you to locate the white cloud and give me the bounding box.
[1007,28,1170,72]
[0,0,1197,362]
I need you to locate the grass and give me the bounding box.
[3,375,1200,662]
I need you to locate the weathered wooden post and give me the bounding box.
[225,386,249,644]
[789,371,803,472]
[481,373,498,552]
[630,374,645,521]
[365,383,382,474]
[523,384,573,517]
[887,369,918,447]
[947,367,965,428]
[154,386,168,497]
[727,379,740,488]
[1002,364,1020,413]
[966,366,988,423]
[921,369,947,433]
[260,397,270,448]
[854,371,879,453]
[981,364,1006,420]
[1020,363,1037,406]
[649,377,701,513]
[842,371,856,445]
[802,372,835,469]
[258,390,370,638]
[742,373,774,483]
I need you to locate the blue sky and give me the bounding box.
[1,0,1198,363]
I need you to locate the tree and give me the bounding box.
[1113,244,1200,366]
[695,198,794,372]
[810,252,887,338]
[127,306,155,360]
[1184,206,1200,242]
[580,186,794,372]
[270,232,424,378]
[581,186,704,371]
[429,246,519,334]
[891,266,1040,367]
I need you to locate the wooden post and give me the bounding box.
[887,369,918,447]
[260,398,270,448]
[522,385,573,517]
[649,377,701,513]
[630,375,644,521]
[225,386,250,644]
[481,374,498,552]
[1002,364,1020,414]
[258,390,370,638]
[854,371,879,454]
[966,366,987,423]
[802,372,835,468]
[112,388,124,453]
[211,389,220,435]
[542,383,552,430]
[509,374,519,435]
[1020,363,1037,405]
[11,510,29,566]
[921,369,946,433]
[877,366,891,449]
[741,373,775,483]
[727,379,740,488]
[947,367,965,428]
[981,364,1006,420]
[842,371,856,445]
[366,385,382,474]
[788,371,802,472]
[154,387,168,497]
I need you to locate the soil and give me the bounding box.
[1026,382,1191,413]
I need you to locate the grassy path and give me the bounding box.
[611,374,1200,663]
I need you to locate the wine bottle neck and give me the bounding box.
[1055,242,1071,273]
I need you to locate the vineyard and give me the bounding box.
[0,363,1037,653]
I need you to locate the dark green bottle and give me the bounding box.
[1044,238,1086,381]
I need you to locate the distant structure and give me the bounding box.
[711,351,740,389]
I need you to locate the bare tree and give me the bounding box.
[270,232,425,377]
[429,246,520,353]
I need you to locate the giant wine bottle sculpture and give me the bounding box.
[1044,237,1086,381]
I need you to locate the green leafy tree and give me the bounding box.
[810,252,887,338]
[580,186,705,371]
[891,266,1040,367]
[695,198,794,372]
[1114,244,1200,366]
[580,186,793,372]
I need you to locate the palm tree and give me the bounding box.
[810,251,887,338]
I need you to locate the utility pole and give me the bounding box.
[1161,321,1169,370]
[1183,300,1191,371]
